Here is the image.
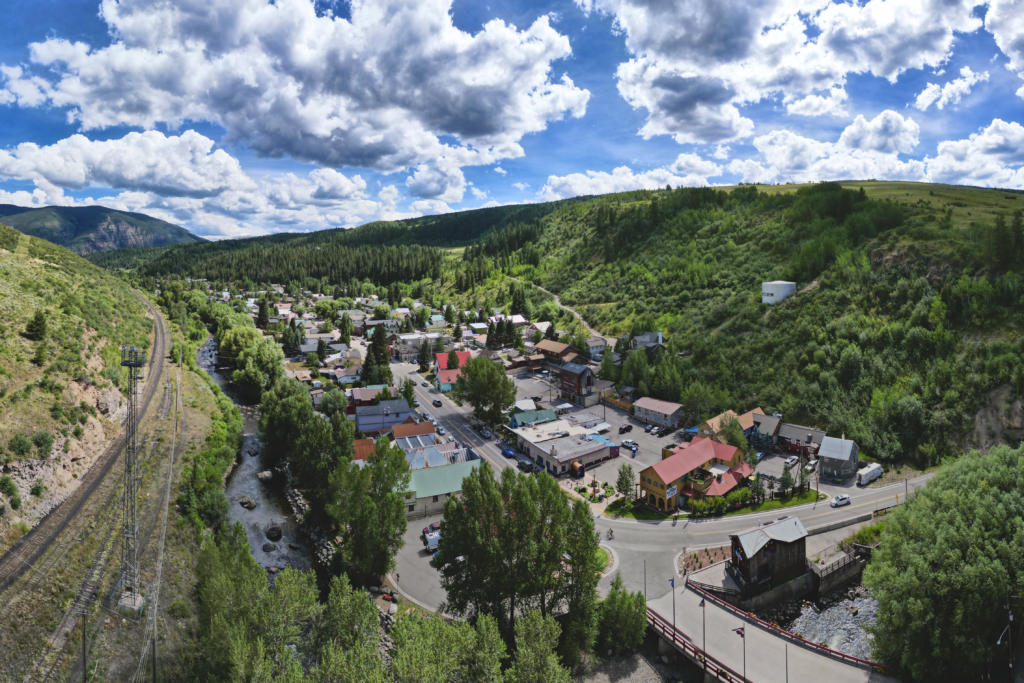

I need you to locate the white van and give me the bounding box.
[856,463,883,486]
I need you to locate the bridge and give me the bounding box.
[646,579,896,683]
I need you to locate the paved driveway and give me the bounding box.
[393,513,447,612]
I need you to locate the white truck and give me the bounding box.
[856,462,883,486]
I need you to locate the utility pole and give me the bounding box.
[119,346,144,615]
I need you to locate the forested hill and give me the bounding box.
[104,181,1024,467]
[0,204,203,254]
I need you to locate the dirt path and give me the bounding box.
[509,276,615,345]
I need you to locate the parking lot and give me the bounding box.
[393,513,446,610]
[509,371,686,490]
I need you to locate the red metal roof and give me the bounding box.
[435,351,471,370]
[649,437,740,483]
[438,368,461,385]
[392,422,436,438]
[353,438,376,461]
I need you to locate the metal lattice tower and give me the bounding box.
[120,346,144,599]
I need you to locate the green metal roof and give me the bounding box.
[511,409,557,426]
[408,460,482,499]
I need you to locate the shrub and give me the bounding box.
[168,599,190,619]
[9,433,31,457]
[33,431,53,458]
[30,480,43,496]
[0,475,16,498]
[10,494,21,510]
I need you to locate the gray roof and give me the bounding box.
[560,362,590,376]
[732,517,808,558]
[396,434,437,452]
[355,399,411,416]
[752,413,781,436]
[818,436,857,462]
[299,340,318,354]
[777,422,826,445]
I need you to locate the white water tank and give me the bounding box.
[762,281,796,305]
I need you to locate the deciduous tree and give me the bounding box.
[452,356,516,426]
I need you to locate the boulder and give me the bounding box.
[388,603,398,615]
[288,543,301,551]
[256,470,273,482]
[262,543,277,553]
[266,525,283,542]
[238,495,257,510]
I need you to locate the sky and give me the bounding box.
[0,0,1022,240]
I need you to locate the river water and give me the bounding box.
[197,337,311,574]
[787,591,878,660]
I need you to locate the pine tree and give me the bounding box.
[417,340,431,372]
[25,310,46,341]
[256,300,269,328]
[447,350,460,371]
[316,339,327,362]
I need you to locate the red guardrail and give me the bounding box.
[686,582,890,673]
[646,608,746,682]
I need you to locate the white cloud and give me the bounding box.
[838,110,920,154]
[914,66,989,111]
[470,186,488,200]
[577,0,981,143]
[513,182,530,191]
[987,0,1024,95]
[712,145,731,160]
[786,87,849,117]
[0,0,590,174]
[493,166,508,175]
[405,159,466,202]
[0,130,254,197]
[728,116,1024,190]
[540,152,721,200]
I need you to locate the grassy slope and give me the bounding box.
[0,223,151,467]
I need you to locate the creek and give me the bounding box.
[197,337,311,574]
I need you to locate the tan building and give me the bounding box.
[639,437,750,510]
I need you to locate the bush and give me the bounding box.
[30,480,43,496]
[168,599,190,619]
[9,433,31,457]
[10,494,21,510]
[33,431,53,458]
[0,475,16,498]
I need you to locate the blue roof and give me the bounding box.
[684,426,699,434]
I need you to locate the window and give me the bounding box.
[407,504,414,512]
[432,495,439,502]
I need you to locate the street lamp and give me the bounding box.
[733,625,746,681]
[669,578,676,640]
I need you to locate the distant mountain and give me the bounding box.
[0,204,204,254]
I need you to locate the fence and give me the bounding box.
[687,582,891,673]
[647,608,746,682]
[808,551,857,578]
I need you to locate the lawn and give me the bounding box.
[596,547,609,572]
[722,489,825,517]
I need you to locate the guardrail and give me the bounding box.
[647,608,745,682]
[809,551,857,578]
[686,582,891,673]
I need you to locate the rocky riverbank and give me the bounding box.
[759,584,877,660]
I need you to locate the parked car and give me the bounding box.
[432,399,443,407]
[531,395,543,402]
[804,458,818,472]
[502,448,517,459]
[421,381,430,387]
[618,424,633,434]
[784,455,799,467]
[437,425,446,435]
[830,494,851,508]
[644,423,654,433]
[756,451,766,462]
[622,439,638,449]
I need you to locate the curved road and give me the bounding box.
[0,292,168,594]
[392,359,931,614]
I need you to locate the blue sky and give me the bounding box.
[0,0,1022,239]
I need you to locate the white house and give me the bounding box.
[762,281,796,305]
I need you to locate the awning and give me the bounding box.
[592,422,612,433]
[683,426,699,434]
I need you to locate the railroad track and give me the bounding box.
[0,292,167,597]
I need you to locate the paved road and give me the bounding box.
[389,355,933,606]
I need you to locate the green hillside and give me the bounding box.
[0,204,204,254]
[0,223,151,539]
[103,181,1024,466]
